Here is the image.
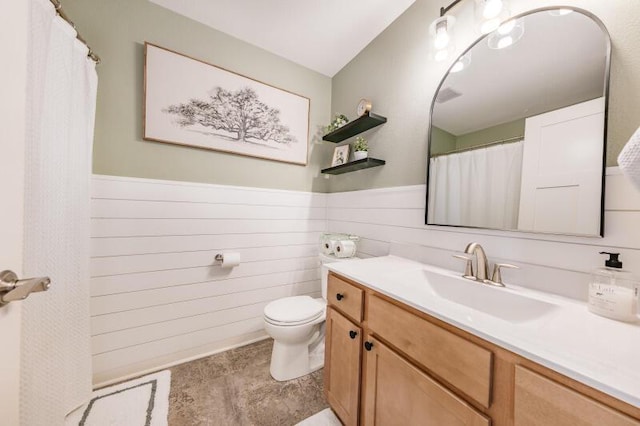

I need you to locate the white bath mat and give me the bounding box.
[65,370,170,426]
[296,408,342,426]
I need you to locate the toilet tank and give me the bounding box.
[319,253,358,300]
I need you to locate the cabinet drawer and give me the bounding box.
[362,337,490,426]
[514,366,640,426]
[367,294,493,407]
[328,274,364,323]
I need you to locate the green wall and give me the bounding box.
[455,119,526,151]
[65,0,333,192]
[430,127,456,156]
[329,0,640,192]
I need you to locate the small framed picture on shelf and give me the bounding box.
[331,145,350,167]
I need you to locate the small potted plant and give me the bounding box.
[325,113,349,134]
[353,136,368,160]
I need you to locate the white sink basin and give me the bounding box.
[393,268,558,323]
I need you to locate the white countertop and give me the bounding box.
[327,255,640,408]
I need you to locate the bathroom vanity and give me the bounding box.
[323,256,640,426]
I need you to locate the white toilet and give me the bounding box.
[263,253,356,381]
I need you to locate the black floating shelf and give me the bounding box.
[322,112,387,143]
[321,158,386,175]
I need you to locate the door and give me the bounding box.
[518,97,605,235]
[324,307,362,426]
[0,0,29,424]
[361,337,490,426]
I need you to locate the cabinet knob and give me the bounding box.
[349,330,358,339]
[364,341,373,351]
[336,293,344,301]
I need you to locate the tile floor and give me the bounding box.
[168,339,329,426]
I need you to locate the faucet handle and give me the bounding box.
[489,263,519,287]
[452,254,474,280]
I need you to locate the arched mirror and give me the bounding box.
[426,8,610,236]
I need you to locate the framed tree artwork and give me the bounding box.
[144,43,310,165]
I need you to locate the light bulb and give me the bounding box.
[435,50,449,62]
[434,26,450,50]
[497,19,516,35]
[451,61,464,73]
[450,54,471,73]
[483,0,504,19]
[497,36,513,49]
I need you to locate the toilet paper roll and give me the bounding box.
[320,240,333,255]
[334,240,357,258]
[220,252,241,268]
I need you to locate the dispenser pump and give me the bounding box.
[600,251,623,269]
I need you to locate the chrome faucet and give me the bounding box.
[464,242,489,282]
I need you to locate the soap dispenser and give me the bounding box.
[588,252,639,322]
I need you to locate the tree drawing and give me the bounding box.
[164,87,297,145]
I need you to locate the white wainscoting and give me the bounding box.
[90,175,327,386]
[90,169,640,385]
[327,168,640,301]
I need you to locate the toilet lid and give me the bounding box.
[264,296,324,324]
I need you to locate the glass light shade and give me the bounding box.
[488,18,524,49]
[475,0,510,34]
[429,15,456,50]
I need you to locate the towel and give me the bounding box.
[618,126,640,190]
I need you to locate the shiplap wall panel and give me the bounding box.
[328,170,640,301]
[91,257,319,295]
[92,178,326,207]
[90,175,326,384]
[90,245,318,276]
[91,232,322,256]
[91,218,326,238]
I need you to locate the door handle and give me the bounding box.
[349,330,358,339]
[0,270,51,306]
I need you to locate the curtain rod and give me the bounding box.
[49,0,100,64]
[431,135,524,158]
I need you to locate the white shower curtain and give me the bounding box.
[21,0,97,424]
[428,141,523,229]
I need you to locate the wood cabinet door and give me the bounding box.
[514,366,640,426]
[324,307,362,426]
[361,337,490,426]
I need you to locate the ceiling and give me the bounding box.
[149,0,416,77]
[432,10,608,135]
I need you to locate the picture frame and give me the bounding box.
[331,145,350,167]
[144,43,310,165]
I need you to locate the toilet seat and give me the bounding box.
[264,296,325,326]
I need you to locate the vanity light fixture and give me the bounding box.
[475,0,511,34]
[429,0,464,62]
[488,18,524,49]
[429,15,457,62]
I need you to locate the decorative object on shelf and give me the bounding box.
[357,99,372,117]
[618,125,640,191]
[144,43,310,165]
[322,113,387,143]
[331,145,350,167]
[321,158,386,175]
[325,113,349,134]
[353,136,369,160]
